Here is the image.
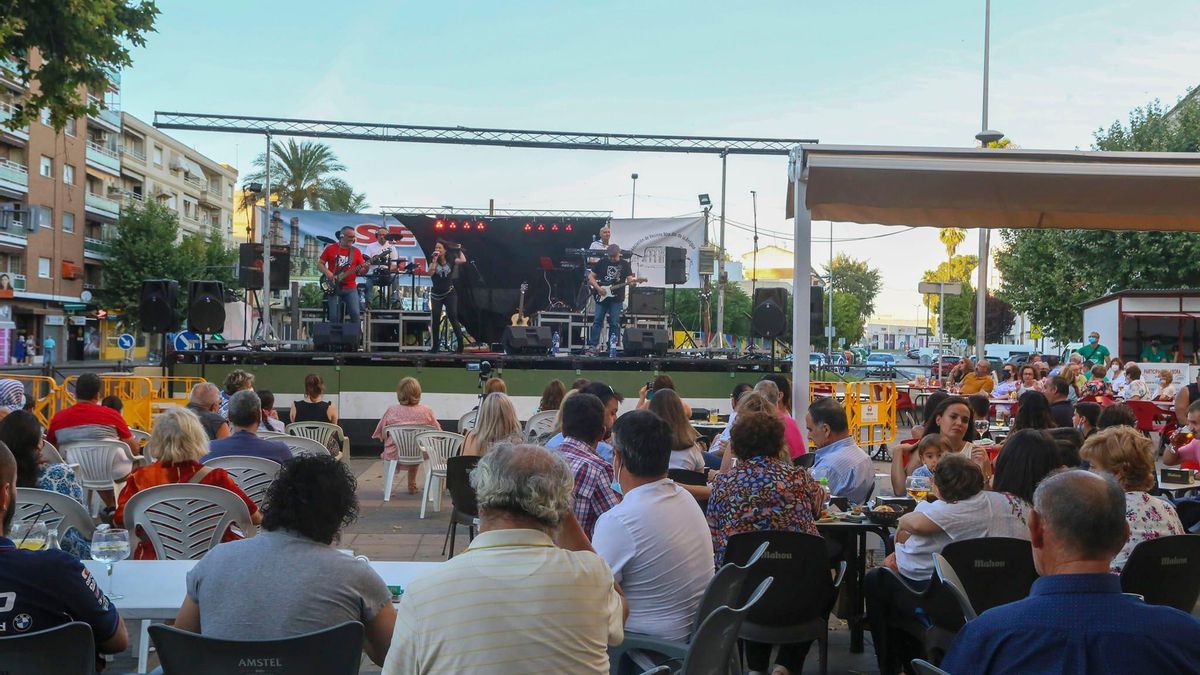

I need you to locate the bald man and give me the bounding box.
[0,442,129,657]
[187,383,230,441]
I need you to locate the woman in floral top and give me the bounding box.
[1080,425,1184,573]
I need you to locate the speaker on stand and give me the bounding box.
[752,287,790,370]
[663,247,698,350]
[140,279,179,370]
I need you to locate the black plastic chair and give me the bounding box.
[150,621,364,675]
[0,621,95,674]
[1120,534,1200,612]
[1174,499,1200,533]
[911,658,952,675]
[667,468,709,511]
[793,453,816,469]
[938,537,1038,619]
[443,455,481,557]
[725,531,846,675]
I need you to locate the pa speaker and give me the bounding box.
[810,285,824,337]
[752,287,789,339]
[664,247,688,285]
[628,287,666,316]
[313,321,362,351]
[187,281,226,334]
[501,325,552,355]
[238,243,291,290]
[139,279,178,333]
[623,328,670,357]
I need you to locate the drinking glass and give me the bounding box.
[974,418,990,438]
[906,475,932,502]
[10,522,47,551]
[91,528,130,600]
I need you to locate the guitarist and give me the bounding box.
[318,226,369,325]
[429,240,467,353]
[585,243,636,355]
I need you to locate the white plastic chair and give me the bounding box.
[458,410,478,434]
[382,424,436,502]
[202,456,282,508]
[15,487,96,542]
[122,483,256,560]
[129,429,151,445]
[39,440,65,465]
[523,410,558,442]
[415,431,464,519]
[281,435,330,457]
[286,421,349,459]
[61,440,137,516]
[256,430,288,439]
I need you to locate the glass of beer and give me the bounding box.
[11,521,47,550]
[906,475,932,502]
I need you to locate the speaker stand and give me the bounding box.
[669,284,699,350]
[199,333,207,381]
[251,290,279,346]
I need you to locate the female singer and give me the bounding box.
[429,240,467,353]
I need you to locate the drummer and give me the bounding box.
[360,226,397,309]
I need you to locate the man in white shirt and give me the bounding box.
[593,410,714,643]
[384,444,626,674]
[360,226,396,309]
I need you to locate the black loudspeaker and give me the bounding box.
[628,287,666,316]
[810,285,824,336]
[664,247,688,285]
[623,328,670,356]
[187,281,226,334]
[501,325,553,355]
[313,321,362,351]
[752,288,789,339]
[238,243,291,290]
[139,279,178,333]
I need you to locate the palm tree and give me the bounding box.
[242,139,346,209]
[319,178,370,213]
[939,227,967,259]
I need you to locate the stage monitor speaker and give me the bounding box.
[313,321,362,351]
[664,247,688,285]
[623,328,670,357]
[139,279,178,333]
[238,243,291,290]
[501,325,552,355]
[810,285,824,337]
[752,288,789,339]
[629,287,666,316]
[187,281,226,334]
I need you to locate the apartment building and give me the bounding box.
[119,112,237,242]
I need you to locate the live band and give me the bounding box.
[316,224,640,353]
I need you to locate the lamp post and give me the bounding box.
[713,150,728,349]
[974,0,1004,362]
[630,173,638,218]
[259,133,272,345]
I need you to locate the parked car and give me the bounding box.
[905,347,922,360]
[934,355,961,377]
[809,352,826,368]
[865,352,897,377]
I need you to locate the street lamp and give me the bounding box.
[630,173,639,218]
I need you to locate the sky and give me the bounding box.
[119,0,1200,322]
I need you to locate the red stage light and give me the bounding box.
[463,222,472,230]
[449,221,457,229]
[478,222,486,231]
[435,220,444,230]
[537,223,545,231]
[524,223,532,231]
[565,223,573,231]
[551,223,559,231]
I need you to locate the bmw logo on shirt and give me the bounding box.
[13,613,31,632]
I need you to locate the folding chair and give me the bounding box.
[443,455,481,557]
[150,621,364,675]
[1120,534,1200,612]
[0,621,95,674]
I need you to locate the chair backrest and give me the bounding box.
[939,536,1038,616]
[129,428,151,444]
[285,421,341,445]
[415,431,465,472]
[123,483,256,560]
[1124,400,1166,431]
[256,431,288,439]
[281,435,330,457]
[384,424,436,464]
[932,553,979,623]
[149,621,364,675]
[1174,500,1200,532]
[691,540,769,637]
[446,455,481,518]
[202,456,282,508]
[668,469,707,486]
[679,577,772,675]
[39,440,65,464]
[458,409,478,433]
[725,531,838,627]
[523,410,558,440]
[792,453,816,469]
[0,621,95,674]
[911,658,952,675]
[1120,534,1200,612]
[896,390,916,411]
[62,440,133,488]
[15,487,97,541]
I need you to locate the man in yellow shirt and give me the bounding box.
[960,360,995,396]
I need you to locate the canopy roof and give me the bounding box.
[789,144,1200,231]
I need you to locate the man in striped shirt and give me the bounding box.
[383,444,626,674]
[554,393,620,538]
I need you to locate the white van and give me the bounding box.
[984,343,1037,361]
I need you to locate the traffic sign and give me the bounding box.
[1030,325,1043,340]
[116,334,135,350]
[174,331,200,351]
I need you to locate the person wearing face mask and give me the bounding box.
[1077,331,1110,368]
[551,393,619,538]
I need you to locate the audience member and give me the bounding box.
[1083,364,1115,402]
[219,369,255,417]
[1122,364,1150,400]
[941,470,1200,674]
[992,365,1017,398]
[636,375,693,418]
[256,389,286,432]
[463,392,523,457]
[1164,400,1200,470]
[910,433,951,479]
[0,379,23,422]
[895,396,987,494]
[48,373,140,458]
[752,379,806,458]
[547,382,622,462]
[1173,369,1200,425]
[1079,426,1184,572]
[1153,370,1179,401]
[0,410,90,557]
[204,390,293,464]
[0,443,129,662]
[538,378,567,413]
[572,377,591,391]
[593,410,712,642]
[115,407,261,559]
[100,395,123,413]
[1044,377,1074,427]
[1109,358,1128,392]
[1017,364,1040,395]
[1012,390,1055,431]
[186,382,231,441]
[1097,402,1137,429]
[806,397,875,503]
[991,428,1061,505]
[372,377,442,493]
[291,373,342,454]
[1046,426,1084,468]
[959,360,995,395]
[1073,401,1101,439]
[383,444,626,673]
[554,393,620,537]
[483,377,508,395]
[174,455,395,666]
[647,389,704,472]
[712,382,754,454]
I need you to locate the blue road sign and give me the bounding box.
[117,333,135,350]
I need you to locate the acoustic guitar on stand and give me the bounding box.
[511,282,531,326]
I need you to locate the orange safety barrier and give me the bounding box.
[850,381,898,449]
[61,374,156,432]
[146,376,207,408]
[2,375,61,429]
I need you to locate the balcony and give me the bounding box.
[199,182,222,205]
[0,159,28,195]
[86,95,121,133]
[85,141,121,175]
[0,101,28,142]
[120,144,146,163]
[85,191,121,220]
[182,173,205,193]
[122,190,144,205]
[0,58,22,90]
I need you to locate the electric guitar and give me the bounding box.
[320,252,390,296]
[592,277,647,301]
[511,282,531,326]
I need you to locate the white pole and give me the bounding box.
[260,133,272,343]
[938,283,945,380]
[975,0,992,363]
[790,147,811,423]
[714,151,728,349]
[827,221,833,359]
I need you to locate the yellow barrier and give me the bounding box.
[810,380,898,450]
[146,377,207,408]
[2,375,61,429]
[61,375,156,432]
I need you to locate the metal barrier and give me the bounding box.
[146,376,206,408]
[810,380,898,452]
[61,374,156,432]
[2,375,61,428]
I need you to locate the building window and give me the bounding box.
[38,108,51,126]
[62,212,74,233]
[33,205,52,229]
[153,145,163,165]
[64,118,77,136]
[37,257,51,279]
[63,164,75,185]
[39,156,52,178]
[167,194,177,210]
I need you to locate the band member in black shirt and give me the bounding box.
[586,243,636,354]
[429,241,467,353]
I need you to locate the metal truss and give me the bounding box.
[154,111,814,156]
[379,206,612,218]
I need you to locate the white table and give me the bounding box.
[1158,476,1200,497]
[84,559,441,672]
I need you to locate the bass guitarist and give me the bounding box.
[586,243,636,355]
[318,226,369,324]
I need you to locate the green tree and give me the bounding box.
[939,228,967,259]
[822,253,882,320]
[821,292,864,349]
[177,228,237,289]
[921,254,978,335]
[319,178,370,213]
[0,1,158,131]
[667,286,753,339]
[242,139,347,209]
[100,200,185,329]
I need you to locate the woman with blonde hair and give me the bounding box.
[648,388,704,471]
[372,377,441,494]
[463,392,522,457]
[1080,425,1184,572]
[115,407,261,559]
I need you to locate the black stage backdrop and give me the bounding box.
[396,216,609,342]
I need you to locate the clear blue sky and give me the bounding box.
[121,0,1200,320]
